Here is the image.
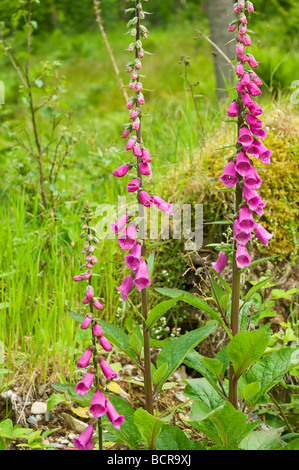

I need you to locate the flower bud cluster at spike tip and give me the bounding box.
[110,1,173,303]
[221,1,273,271]
[72,203,124,450]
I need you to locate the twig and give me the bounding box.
[195,30,235,71]
[93,1,129,103]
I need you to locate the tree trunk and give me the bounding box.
[207,0,235,100]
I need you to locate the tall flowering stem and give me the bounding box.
[112,1,173,418]
[72,202,124,450]
[219,1,273,408]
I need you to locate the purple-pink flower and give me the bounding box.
[133,259,151,292]
[116,274,134,301]
[75,372,94,396]
[211,251,228,276]
[73,422,94,450]
[105,400,125,430]
[99,358,118,380]
[89,388,107,418]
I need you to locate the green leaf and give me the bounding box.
[209,267,232,293]
[156,424,206,450]
[51,383,94,407]
[184,378,225,421]
[245,276,276,301]
[201,357,223,381]
[191,402,259,448]
[100,320,138,364]
[184,350,220,393]
[146,297,183,331]
[147,251,155,279]
[242,381,261,404]
[155,288,230,334]
[152,363,168,387]
[0,419,13,439]
[271,288,298,300]
[47,393,66,411]
[283,439,299,450]
[134,409,163,450]
[67,309,85,323]
[156,321,217,388]
[227,330,270,379]
[239,429,284,450]
[104,396,141,450]
[246,347,296,397]
[129,329,143,357]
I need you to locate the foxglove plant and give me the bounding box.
[110,0,173,417]
[72,202,124,450]
[218,0,273,407]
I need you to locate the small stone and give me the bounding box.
[45,411,51,422]
[31,401,47,415]
[35,414,43,422]
[174,392,188,403]
[61,412,88,434]
[27,416,38,426]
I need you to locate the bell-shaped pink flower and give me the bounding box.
[86,286,94,300]
[249,126,267,140]
[105,400,125,430]
[99,336,113,352]
[236,245,252,269]
[236,43,244,55]
[141,149,151,163]
[99,358,118,380]
[129,109,139,120]
[248,55,259,68]
[77,348,93,368]
[152,195,174,215]
[234,219,253,245]
[93,323,103,337]
[139,190,154,207]
[238,53,249,63]
[139,162,151,175]
[242,92,254,108]
[227,101,239,117]
[80,316,92,330]
[126,99,134,110]
[238,126,254,146]
[89,388,107,418]
[219,160,239,187]
[93,300,103,310]
[244,139,262,159]
[134,259,151,292]
[243,34,251,46]
[228,23,237,32]
[236,64,245,76]
[113,163,130,178]
[258,143,272,164]
[125,243,142,270]
[117,224,137,250]
[254,223,273,246]
[137,93,145,105]
[127,178,140,193]
[248,101,263,117]
[244,165,263,190]
[239,24,247,35]
[126,136,136,151]
[116,274,134,301]
[250,72,263,87]
[133,143,142,157]
[235,151,251,177]
[243,186,264,214]
[135,82,143,92]
[238,205,256,234]
[247,82,262,97]
[240,73,251,87]
[110,214,129,235]
[121,128,131,139]
[73,272,91,282]
[236,82,246,95]
[82,295,90,305]
[247,1,254,12]
[211,251,228,275]
[246,114,263,129]
[132,119,140,131]
[73,422,94,450]
[75,372,94,396]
